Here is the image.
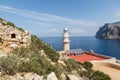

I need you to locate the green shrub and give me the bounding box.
[0,49,61,79]
[2,22,7,26]
[83,62,93,70]
[13,46,33,58]
[18,53,61,78]
[91,70,111,80]
[79,69,93,79]
[79,70,89,77]
[7,22,15,27]
[31,35,59,62]
[0,55,18,75]
[18,28,24,31]
[0,18,4,21]
[64,58,82,72]
[0,18,7,26]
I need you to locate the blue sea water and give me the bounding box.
[40,37,120,59]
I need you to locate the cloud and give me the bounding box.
[71,29,86,34]
[46,29,60,33]
[116,12,120,17]
[0,5,98,27]
[40,29,61,36]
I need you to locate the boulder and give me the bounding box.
[47,72,58,80]
[19,76,26,80]
[24,73,35,80]
[61,73,66,80]
[34,75,43,80]
[67,75,82,80]
[9,76,16,80]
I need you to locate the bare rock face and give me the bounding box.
[47,72,58,80]
[34,75,43,80]
[19,76,26,80]
[61,73,67,80]
[24,73,36,80]
[67,75,82,80]
[96,22,120,39]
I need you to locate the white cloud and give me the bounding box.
[41,29,61,36]
[46,29,59,33]
[116,12,120,17]
[70,29,86,34]
[0,5,100,36]
[0,5,98,27]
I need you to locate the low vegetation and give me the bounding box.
[7,22,15,27]
[0,35,62,79]
[0,52,61,78]
[31,35,59,62]
[79,62,111,80]
[0,18,24,31]
[92,70,111,80]
[18,28,24,31]
[0,18,5,21]
[83,61,93,70]
[64,58,82,72]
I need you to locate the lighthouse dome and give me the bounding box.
[64,28,68,32]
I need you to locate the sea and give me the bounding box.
[40,37,120,60]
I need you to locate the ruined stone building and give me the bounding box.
[0,19,31,49]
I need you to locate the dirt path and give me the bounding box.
[92,61,120,80]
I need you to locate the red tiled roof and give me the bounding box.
[69,53,107,63]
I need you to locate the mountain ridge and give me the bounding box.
[96,21,120,39]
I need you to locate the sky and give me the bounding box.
[0,0,120,37]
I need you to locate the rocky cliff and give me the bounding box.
[96,22,120,39]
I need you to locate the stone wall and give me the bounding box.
[92,60,120,70]
[0,21,31,49]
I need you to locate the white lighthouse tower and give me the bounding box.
[63,28,70,51]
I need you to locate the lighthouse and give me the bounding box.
[63,28,70,51]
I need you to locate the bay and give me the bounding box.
[40,37,120,59]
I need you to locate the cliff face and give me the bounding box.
[95,22,120,39]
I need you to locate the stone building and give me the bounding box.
[0,19,31,49]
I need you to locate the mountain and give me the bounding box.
[96,22,120,39]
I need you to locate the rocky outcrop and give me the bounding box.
[0,72,85,80]
[67,75,82,80]
[95,22,120,39]
[61,73,67,80]
[33,75,43,80]
[47,72,58,80]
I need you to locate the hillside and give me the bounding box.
[0,18,111,80]
[96,22,120,39]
